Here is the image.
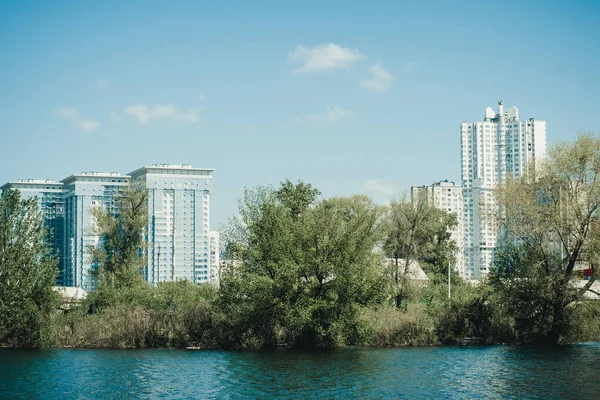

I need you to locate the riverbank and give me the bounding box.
[46,283,600,350]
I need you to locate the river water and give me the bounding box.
[1,344,598,399]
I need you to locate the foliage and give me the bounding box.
[0,190,58,347]
[563,300,600,343]
[358,305,438,346]
[220,180,388,348]
[51,281,221,348]
[423,279,513,344]
[89,185,148,289]
[493,133,600,343]
[383,194,458,307]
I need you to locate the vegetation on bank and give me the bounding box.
[3,134,600,349]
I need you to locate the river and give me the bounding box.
[1,344,598,399]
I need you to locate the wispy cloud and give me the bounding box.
[295,105,354,123]
[361,179,400,196]
[57,108,100,132]
[289,43,365,73]
[96,79,107,89]
[124,101,203,125]
[360,62,393,92]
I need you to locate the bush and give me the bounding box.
[358,304,437,346]
[423,279,514,345]
[562,300,600,343]
[49,281,224,348]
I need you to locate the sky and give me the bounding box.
[1,0,599,228]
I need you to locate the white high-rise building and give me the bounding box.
[61,172,130,290]
[461,102,546,279]
[129,164,214,286]
[411,180,465,277]
[3,164,218,290]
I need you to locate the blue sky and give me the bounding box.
[1,0,599,227]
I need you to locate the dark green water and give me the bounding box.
[1,344,599,399]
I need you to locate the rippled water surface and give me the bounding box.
[1,344,599,399]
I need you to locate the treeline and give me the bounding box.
[3,134,600,349]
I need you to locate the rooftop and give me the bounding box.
[61,172,129,185]
[128,164,215,178]
[1,179,63,192]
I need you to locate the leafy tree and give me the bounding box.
[383,194,458,308]
[286,195,386,347]
[276,179,321,218]
[0,190,58,347]
[220,181,387,348]
[493,133,600,343]
[89,184,148,289]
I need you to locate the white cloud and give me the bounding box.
[360,62,393,92]
[124,103,202,124]
[296,105,354,123]
[57,108,100,132]
[289,43,366,73]
[361,179,400,196]
[96,79,107,89]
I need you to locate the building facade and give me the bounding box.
[61,172,129,290]
[129,164,214,286]
[2,164,216,290]
[0,179,66,285]
[461,102,546,278]
[209,230,220,283]
[411,180,465,277]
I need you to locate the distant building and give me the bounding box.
[411,180,465,277]
[385,258,430,286]
[0,179,66,285]
[3,164,217,290]
[129,164,214,286]
[61,172,129,290]
[53,286,88,310]
[461,102,546,278]
[209,231,220,283]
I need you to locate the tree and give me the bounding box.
[89,184,148,289]
[0,190,58,347]
[383,194,458,308]
[220,180,387,348]
[287,195,386,347]
[493,133,600,343]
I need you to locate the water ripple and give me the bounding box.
[1,344,599,399]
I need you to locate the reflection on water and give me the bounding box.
[1,344,599,399]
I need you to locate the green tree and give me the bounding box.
[220,181,387,348]
[286,195,386,347]
[89,184,148,289]
[0,190,58,347]
[493,133,600,343]
[383,194,458,308]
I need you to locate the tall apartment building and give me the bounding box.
[461,102,546,278]
[129,164,214,286]
[411,180,465,277]
[61,172,129,290]
[0,179,66,285]
[2,164,217,290]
